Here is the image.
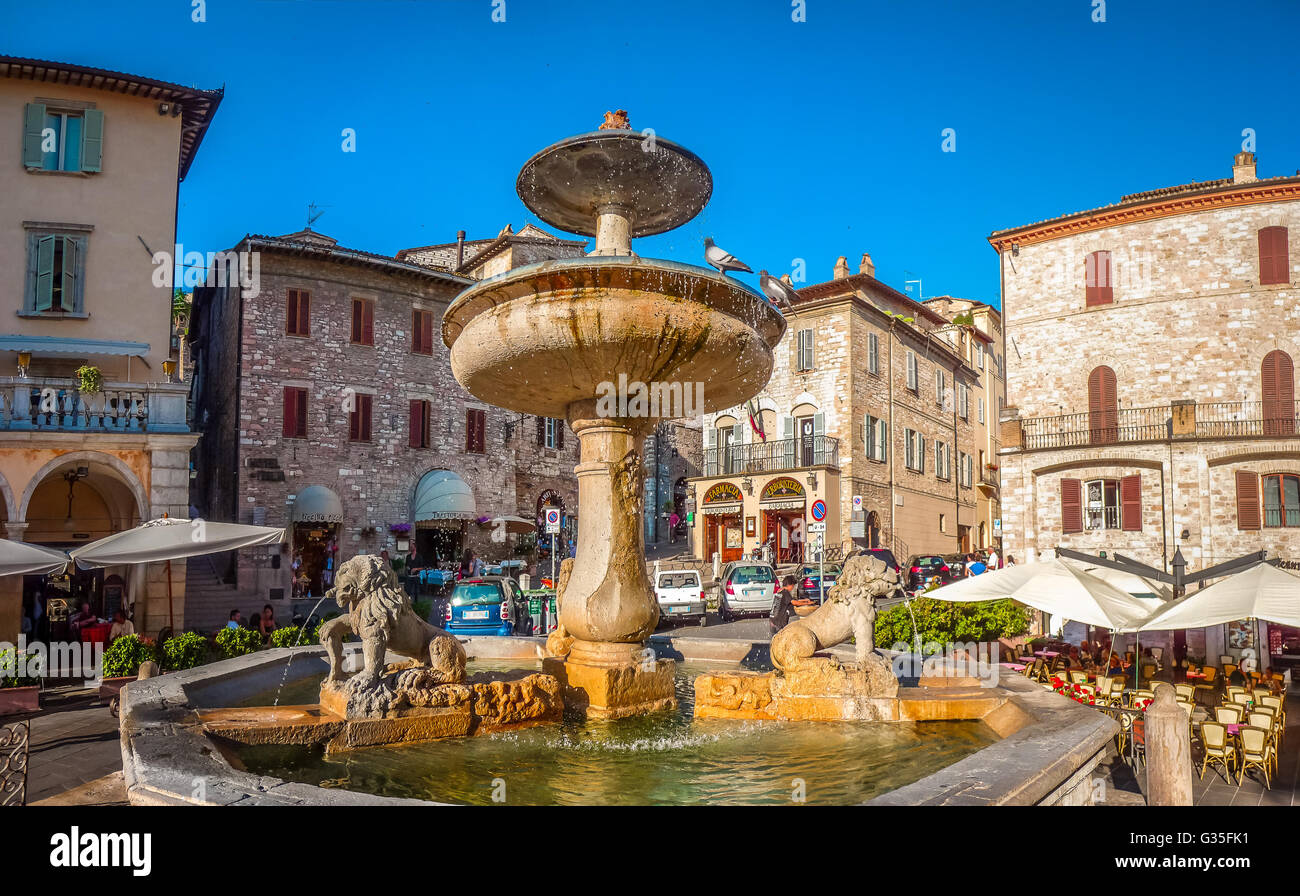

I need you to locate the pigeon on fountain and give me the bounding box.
[703,237,752,276]
[759,270,800,316]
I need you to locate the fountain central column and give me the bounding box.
[541,401,676,718]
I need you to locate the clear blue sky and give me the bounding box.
[5,0,1298,306]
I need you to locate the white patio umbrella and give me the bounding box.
[478,515,536,535]
[1138,562,1300,631]
[0,539,70,577]
[70,518,285,629]
[928,557,1155,631]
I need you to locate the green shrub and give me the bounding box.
[0,647,39,688]
[161,632,210,670]
[269,625,316,649]
[874,597,1032,649]
[214,626,263,659]
[101,635,159,678]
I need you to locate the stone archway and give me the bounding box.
[18,451,149,530]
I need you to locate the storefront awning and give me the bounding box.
[702,503,742,515]
[292,485,344,524]
[414,470,477,522]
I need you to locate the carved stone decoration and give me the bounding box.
[544,557,576,658]
[599,109,630,130]
[771,554,898,673]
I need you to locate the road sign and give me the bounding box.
[807,521,826,533]
[852,495,863,512]
[544,508,561,534]
[810,500,827,521]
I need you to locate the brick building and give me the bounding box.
[188,225,584,630]
[688,254,996,566]
[991,152,1300,660]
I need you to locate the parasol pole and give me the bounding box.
[166,558,175,632]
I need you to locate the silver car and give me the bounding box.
[718,561,778,621]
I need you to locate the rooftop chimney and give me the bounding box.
[833,256,850,280]
[859,252,875,277]
[1233,151,1257,185]
[456,230,466,268]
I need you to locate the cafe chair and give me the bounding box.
[1247,711,1279,775]
[1226,686,1245,700]
[1219,655,1234,666]
[1198,721,1235,784]
[1078,683,1096,698]
[1175,683,1196,702]
[1260,695,1286,731]
[1115,712,1145,769]
[1223,663,1238,681]
[1069,670,1088,684]
[1237,726,1273,790]
[1215,706,1243,725]
[1252,688,1272,702]
[1141,663,1157,682]
[1230,692,1253,708]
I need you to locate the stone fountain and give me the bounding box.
[443,112,786,717]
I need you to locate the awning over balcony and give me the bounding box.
[0,335,150,356]
[292,485,344,524]
[413,470,477,523]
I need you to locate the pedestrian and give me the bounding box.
[770,575,799,634]
[1005,554,1017,567]
[967,554,988,576]
[259,604,277,641]
[226,609,242,630]
[460,548,474,580]
[987,548,999,570]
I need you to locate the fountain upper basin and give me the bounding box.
[442,256,787,420]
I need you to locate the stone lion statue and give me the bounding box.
[770,554,900,672]
[319,554,466,694]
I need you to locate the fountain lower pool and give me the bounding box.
[227,661,997,805]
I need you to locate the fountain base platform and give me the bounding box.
[543,640,675,719]
[694,658,1003,723]
[200,667,563,752]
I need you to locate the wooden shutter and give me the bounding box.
[1061,478,1083,534]
[1236,470,1261,530]
[1260,226,1289,286]
[283,387,307,439]
[287,289,310,335]
[1088,366,1117,444]
[536,415,546,447]
[81,109,104,172]
[34,235,56,311]
[409,399,424,448]
[1120,474,1142,531]
[412,309,433,354]
[556,420,564,449]
[23,103,46,168]
[1085,251,1114,306]
[1263,350,1295,436]
[351,299,363,343]
[60,236,78,310]
[349,299,373,345]
[298,291,310,335]
[349,400,360,442]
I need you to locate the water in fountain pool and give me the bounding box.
[231,661,998,805]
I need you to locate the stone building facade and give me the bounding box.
[991,152,1300,660]
[643,420,702,549]
[0,57,221,640]
[688,254,995,566]
[189,225,585,630]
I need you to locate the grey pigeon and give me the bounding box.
[703,237,752,276]
[759,270,800,315]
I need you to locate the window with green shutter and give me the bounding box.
[23,104,102,173]
[27,232,87,313]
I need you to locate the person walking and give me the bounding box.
[967,554,988,576]
[770,575,799,635]
[987,548,999,570]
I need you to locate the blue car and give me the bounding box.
[443,577,526,636]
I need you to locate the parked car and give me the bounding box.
[654,569,706,626]
[798,564,841,603]
[444,576,527,636]
[849,544,903,578]
[718,561,778,621]
[943,554,969,578]
[906,555,956,592]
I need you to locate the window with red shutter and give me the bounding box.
[1088,366,1118,444]
[536,415,546,447]
[466,408,486,453]
[1262,350,1295,436]
[349,394,372,443]
[556,420,564,450]
[409,399,428,448]
[286,289,312,336]
[351,299,374,346]
[1120,474,1142,531]
[1061,478,1083,534]
[1085,251,1114,306]
[1236,470,1261,530]
[282,387,307,439]
[1260,226,1290,286]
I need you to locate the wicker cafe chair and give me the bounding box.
[1247,711,1279,776]
[1175,683,1197,702]
[1231,692,1254,709]
[1215,706,1243,725]
[1261,695,1286,731]
[1115,711,1146,769]
[1198,721,1236,784]
[1253,688,1273,702]
[1238,726,1273,790]
[1069,670,1088,685]
[1141,663,1158,682]
[1223,663,1239,681]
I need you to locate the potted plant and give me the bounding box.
[75,365,103,395]
[0,647,40,715]
[98,634,158,704]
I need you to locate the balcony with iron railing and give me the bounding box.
[0,377,191,434]
[703,435,839,477]
[1009,400,1300,452]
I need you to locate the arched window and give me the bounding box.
[1088,366,1118,445]
[1262,350,1295,436]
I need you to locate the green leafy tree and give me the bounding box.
[101,635,159,678]
[874,597,1031,649]
[161,632,210,670]
[215,626,262,659]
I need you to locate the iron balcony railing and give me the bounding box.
[0,377,191,433]
[1021,405,1170,450]
[1195,400,1300,439]
[703,435,839,476]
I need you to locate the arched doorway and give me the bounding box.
[20,454,147,640]
[865,511,881,549]
[290,485,343,598]
[671,478,688,543]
